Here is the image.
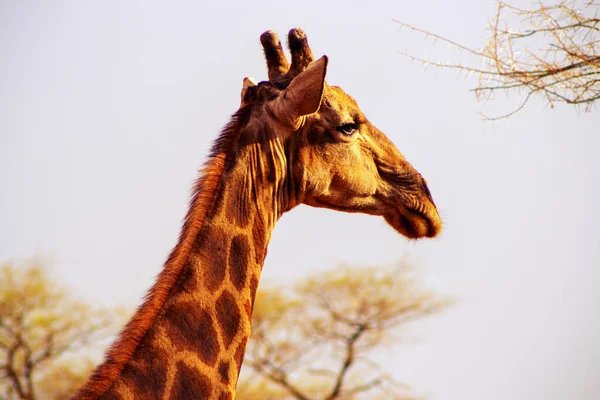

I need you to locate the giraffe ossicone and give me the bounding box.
[75,28,441,400]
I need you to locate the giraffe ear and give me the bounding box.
[241,77,258,104]
[278,56,328,120]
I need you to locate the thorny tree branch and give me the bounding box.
[244,358,311,400]
[394,0,600,120]
[324,324,366,400]
[4,338,31,400]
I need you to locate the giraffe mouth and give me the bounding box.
[385,206,441,239]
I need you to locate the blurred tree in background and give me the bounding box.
[395,0,599,119]
[1,258,451,399]
[237,263,453,400]
[0,259,124,400]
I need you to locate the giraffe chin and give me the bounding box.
[384,208,440,239]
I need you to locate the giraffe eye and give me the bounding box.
[337,123,357,136]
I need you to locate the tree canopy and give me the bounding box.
[1,259,451,399]
[0,259,124,400]
[238,263,453,399]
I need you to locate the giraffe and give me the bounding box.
[75,28,442,400]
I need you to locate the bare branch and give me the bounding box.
[5,340,27,399]
[239,263,452,399]
[324,325,366,400]
[480,90,537,121]
[395,0,600,119]
[244,359,312,400]
[342,378,383,396]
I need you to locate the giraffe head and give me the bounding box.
[239,28,441,239]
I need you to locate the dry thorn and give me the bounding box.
[395,0,600,119]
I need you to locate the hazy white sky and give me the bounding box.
[1,1,599,399]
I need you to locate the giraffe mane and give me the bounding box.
[75,104,253,399]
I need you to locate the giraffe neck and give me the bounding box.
[94,127,292,399]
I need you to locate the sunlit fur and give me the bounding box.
[291,85,441,238]
[75,28,441,400]
[247,80,442,239]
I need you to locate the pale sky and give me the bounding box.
[1,1,599,399]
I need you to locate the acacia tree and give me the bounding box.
[0,259,123,400]
[237,263,452,400]
[395,0,599,119]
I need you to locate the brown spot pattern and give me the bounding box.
[249,276,259,309]
[169,362,211,399]
[163,303,220,366]
[218,361,230,384]
[233,340,247,375]
[118,359,167,398]
[251,223,267,264]
[228,235,250,290]
[225,185,251,227]
[98,391,121,400]
[106,328,168,397]
[235,126,255,150]
[215,291,241,347]
[266,149,277,183]
[209,180,226,216]
[172,263,198,296]
[194,225,228,292]
[219,391,233,400]
[244,300,252,320]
